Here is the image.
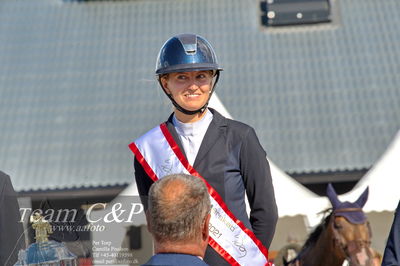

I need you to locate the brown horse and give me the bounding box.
[283,184,373,266]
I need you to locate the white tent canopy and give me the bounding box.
[340,129,400,212]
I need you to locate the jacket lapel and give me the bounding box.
[193,108,227,168]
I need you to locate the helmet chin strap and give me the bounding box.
[170,97,207,115]
[159,71,220,116]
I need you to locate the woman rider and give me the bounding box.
[130,33,278,266]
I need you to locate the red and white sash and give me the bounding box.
[129,123,272,266]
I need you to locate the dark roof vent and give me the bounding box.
[261,0,332,26]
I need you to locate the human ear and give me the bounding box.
[145,210,152,233]
[202,213,211,241]
[161,77,171,94]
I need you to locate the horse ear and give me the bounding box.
[354,186,369,208]
[326,183,341,209]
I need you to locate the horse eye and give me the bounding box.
[334,223,342,229]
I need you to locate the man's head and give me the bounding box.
[147,173,211,255]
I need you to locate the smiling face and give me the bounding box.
[161,71,214,115]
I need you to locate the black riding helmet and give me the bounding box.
[155,34,223,115]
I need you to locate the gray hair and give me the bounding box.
[148,173,211,243]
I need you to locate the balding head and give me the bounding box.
[148,173,211,243]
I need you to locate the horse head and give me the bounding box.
[326,184,373,266]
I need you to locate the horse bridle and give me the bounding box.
[331,208,372,261]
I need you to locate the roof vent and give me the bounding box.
[261,0,332,26]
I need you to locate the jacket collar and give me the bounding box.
[166,108,227,167]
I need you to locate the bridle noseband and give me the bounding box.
[331,208,372,262]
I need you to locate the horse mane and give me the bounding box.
[285,209,333,265]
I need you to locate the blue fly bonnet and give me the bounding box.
[326,183,369,224]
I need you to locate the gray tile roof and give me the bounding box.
[0,0,399,191]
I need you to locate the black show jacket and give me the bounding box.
[382,201,400,266]
[0,171,25,266]
[134,108,278,266]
